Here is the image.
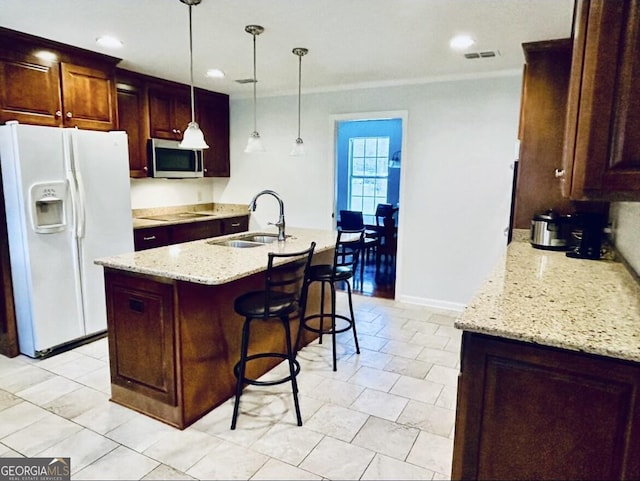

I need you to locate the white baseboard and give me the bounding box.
[396,294,466,314]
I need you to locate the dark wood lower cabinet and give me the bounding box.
[452,332,640,480]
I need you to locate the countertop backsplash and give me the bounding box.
[610,201,640,277]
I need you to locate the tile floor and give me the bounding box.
[0,293,461,480]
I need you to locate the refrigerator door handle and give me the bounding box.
[69,130,87,239]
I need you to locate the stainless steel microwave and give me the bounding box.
[148,138,203,178]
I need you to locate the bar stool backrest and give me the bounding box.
[262,243,316,319]
[334,229,364,276]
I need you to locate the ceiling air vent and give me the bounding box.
[464,50,500,59]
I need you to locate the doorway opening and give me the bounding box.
[334,116,404,299]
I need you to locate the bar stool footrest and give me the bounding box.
[233,353,301,387]
[302,313,355,335]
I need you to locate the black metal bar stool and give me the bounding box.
[230,242,316,430]
[298,229,363,371]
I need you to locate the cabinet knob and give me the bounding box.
[554,168,565,178]
[143,166,148,171]
[66,112,73,119]
[203,168,208,173]
[55,110,62,118]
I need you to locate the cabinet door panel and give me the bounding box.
[107,274,176,406]
[117,73,149,177]
[134,226,170,251]
[0,56,61,126]
[171,220,222,244]
[148,89,175,139]
[198,89,230,177]
[60,63,116,131]
[453,332,640,480]
[564,0,640,198]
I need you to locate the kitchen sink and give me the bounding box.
[207,232,286,248]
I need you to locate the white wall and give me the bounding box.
[130,177,215,209]
[214,75,522,310]
[610,202,640,275]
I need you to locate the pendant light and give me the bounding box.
[178,0,208,150]
[244,25,265,153]
[290,47,308,156]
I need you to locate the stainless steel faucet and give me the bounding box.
[248,190,286,241]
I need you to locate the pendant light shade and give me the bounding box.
[290,47,308,156]
[179,0,208,150]
[244,25,265,153]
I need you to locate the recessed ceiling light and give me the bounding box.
[206,68,225,79]
[96,35,123,49]
[34,50,57,62]
[450,34,475,51]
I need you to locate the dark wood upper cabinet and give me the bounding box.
[0,27,119,131]
[197,88,230,177]
[562,0,640,199]
[116,71,149,178]
[148,81,192,141]
[513,39,574,228]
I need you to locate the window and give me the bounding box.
[349,137,389,224]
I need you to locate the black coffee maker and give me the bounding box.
[566,212,607,260]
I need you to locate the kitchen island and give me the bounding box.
[95,227,336,429]
[452,238,640,480]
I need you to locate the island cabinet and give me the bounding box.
[452,332,640,480]
[561,0,640,200]
[0,27,119,131]
[103,246,333,429]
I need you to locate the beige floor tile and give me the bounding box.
[105,413,176,452]
[0,443,22,457]
[380,339,425,359]
[383,356,433,379]
[406,431,454,477]
[0,401,50,438]
[390,375,443,404]
[304,403,369,442]
[186,440,268,480]
[0,364,55,393]
[251,423,323,465]
[143,428,222,472]
[305,376,365,406]
[350,348,394,369]
[2,411,83,457]
[142,464,195,480]
[352,416,420,460]
[41,355,106,380]
[348,365,400,392]
[397,400,456,437]
[361,453,436,480]
[73,337,109,360]
[35,427,118,474]
[0,389,21,411]
[74,445,159,480]
[250,458,322,480]
[74,365,111,394]
[435,385,458,410]
[15,375,82,405]
[43,386,108,419]
[71,398,138,435]
[409,332,450,349]
[426,365,459,387]
[299,436,375,480]
[350,388,408,421]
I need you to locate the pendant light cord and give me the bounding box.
[252,32,258,133]
[297,54,302,139]
[188,4,195,123]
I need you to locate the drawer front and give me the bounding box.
[222,216,249,235]
[171,219,222,244]
[134,226,170,251]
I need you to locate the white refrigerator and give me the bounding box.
[0,121,134,358]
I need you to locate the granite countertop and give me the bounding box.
[456,239,640,363]
[132,203,249,229]
[95,227,337,285]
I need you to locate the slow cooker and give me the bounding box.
[530,210,572,250]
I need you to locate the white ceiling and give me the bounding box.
[1,0,574,97]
